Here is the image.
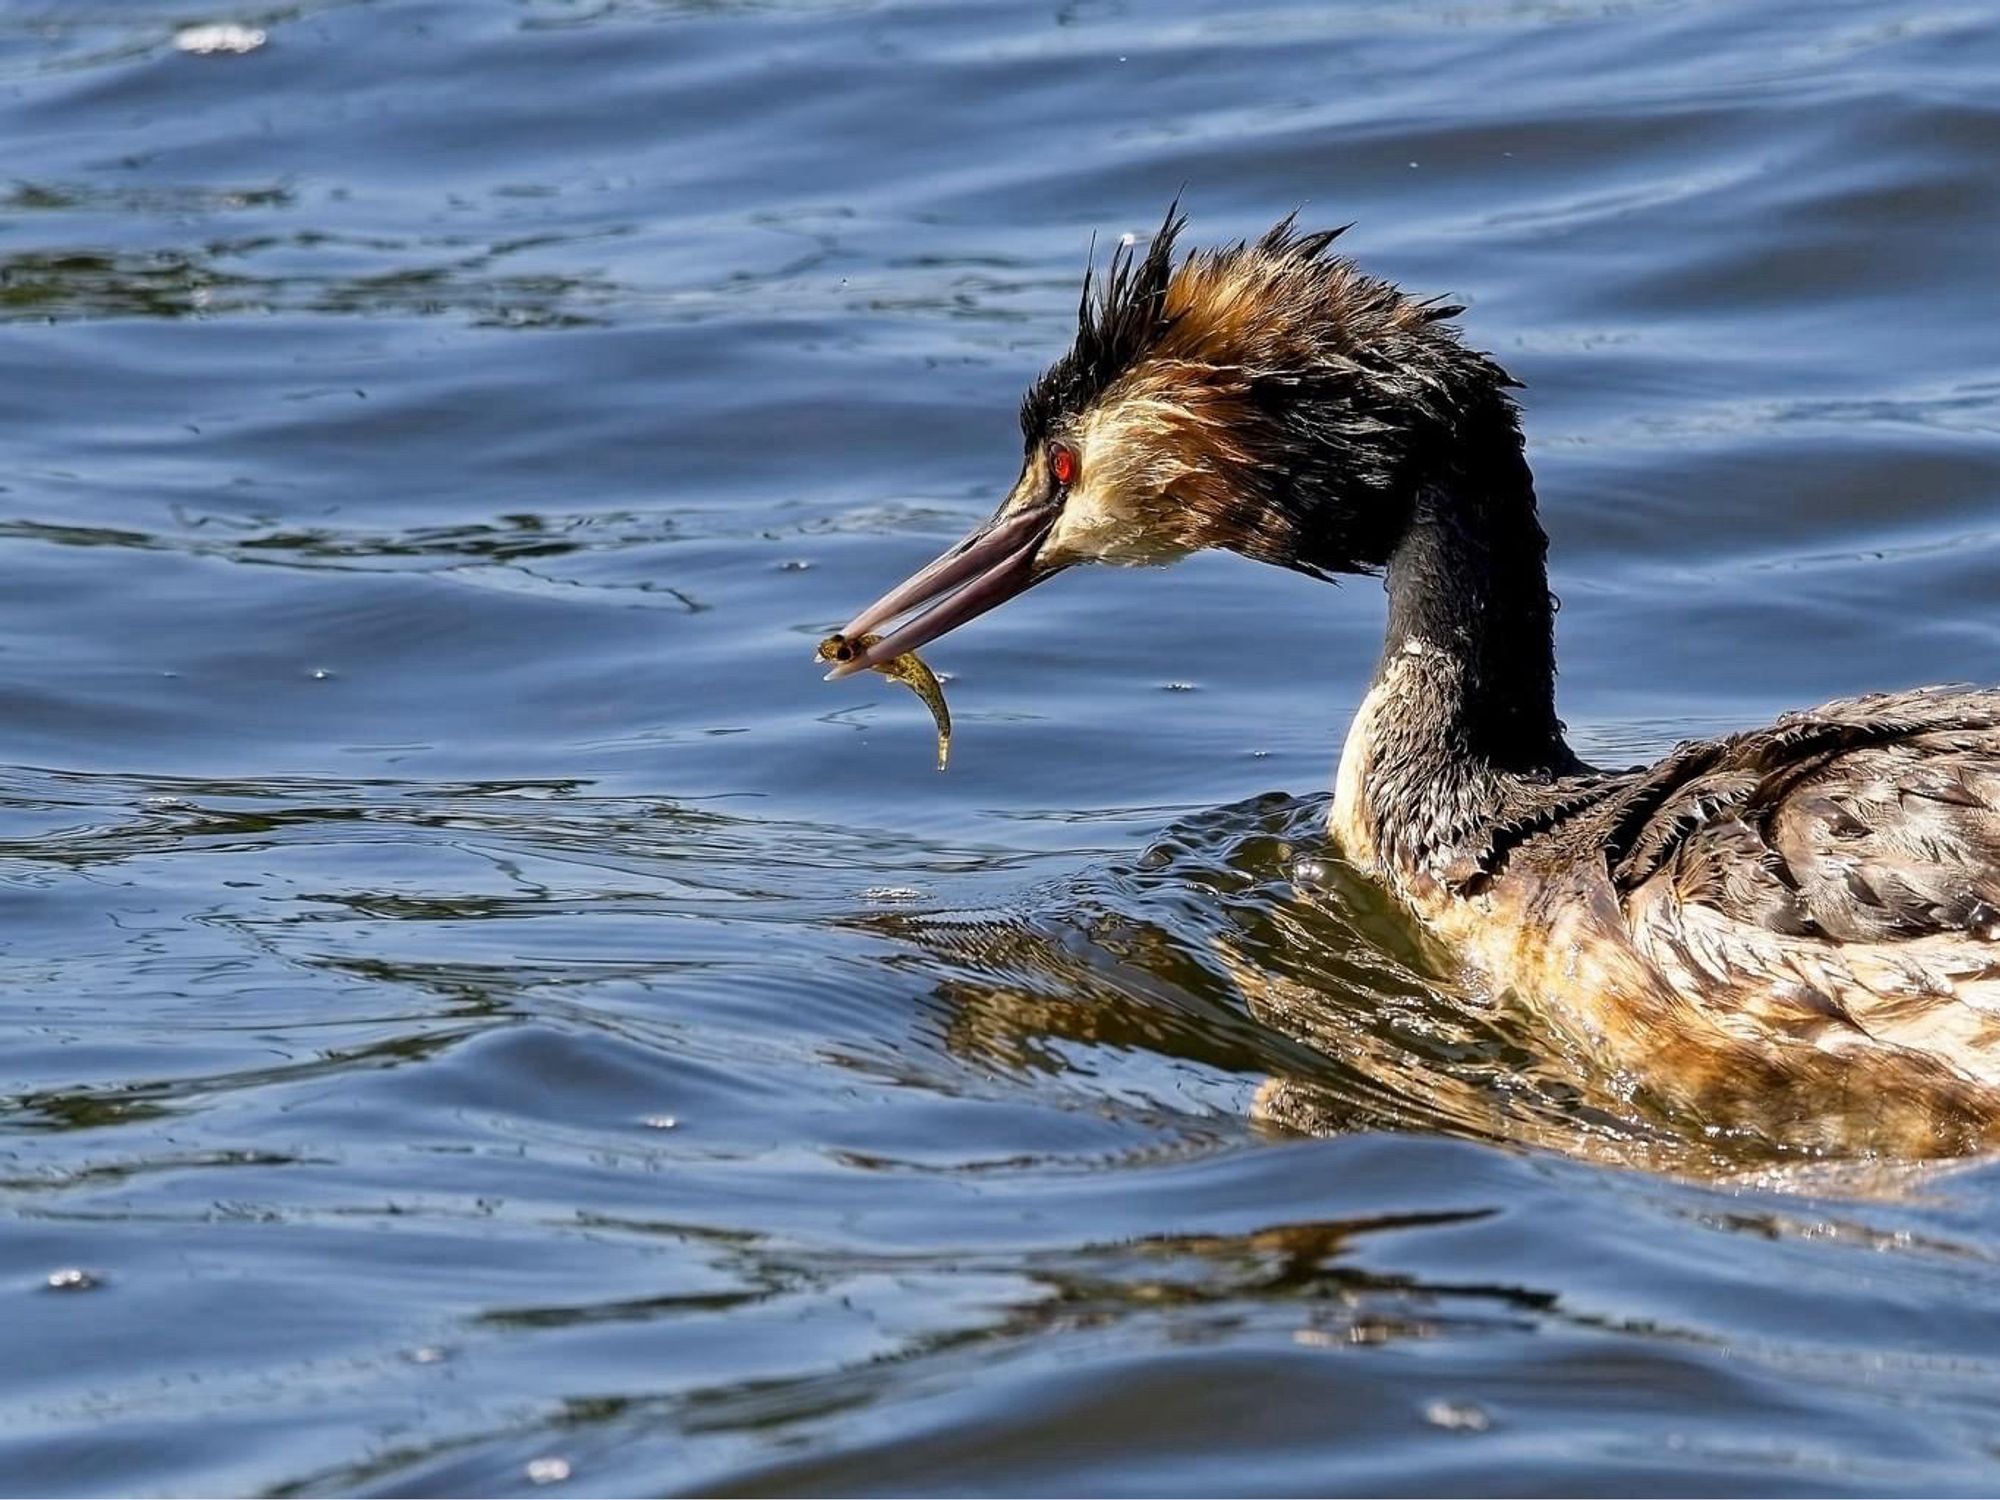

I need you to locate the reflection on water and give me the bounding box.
[0,238,618,327]
[871,797,1635,1151]
[6,0,2000,1492]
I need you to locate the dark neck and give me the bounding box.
[1376,436,1571,777]
[1344,407,1579,875]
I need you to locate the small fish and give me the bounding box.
[818,632,952,770]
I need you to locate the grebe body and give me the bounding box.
[828,209,2000,1154]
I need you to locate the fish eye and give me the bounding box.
[1048,442,1078,488]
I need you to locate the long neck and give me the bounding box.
[1334,409,1578,884]
[1380,454,1568,773]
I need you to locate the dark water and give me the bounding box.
[5,1,2000,1493]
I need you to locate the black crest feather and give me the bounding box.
[1254,211,1351,262]
[1018,205,1364,444]
[1019,200,1188,443]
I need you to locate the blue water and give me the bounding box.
[5,1,2000,1493]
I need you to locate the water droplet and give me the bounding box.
[1423,1399,1491,1432]
[525,1457,572,1485]
[45,1268,100,1292]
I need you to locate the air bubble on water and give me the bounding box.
[525,1457,572,1485]
[860,885,923,903]
[1163,681,1197,692]
[779,560,812,572]
[310,668,335,681]
[642,1115,679,1131]
[1422,1399,1492,1432]
[45,1268,100,1292]
[406,1345,450,1364]
[1291,857,1332,889]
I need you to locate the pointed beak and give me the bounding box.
[822,501,1062,679]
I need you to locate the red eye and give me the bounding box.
[1049,442,1078,487]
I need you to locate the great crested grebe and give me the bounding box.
[826,208,2000,1156]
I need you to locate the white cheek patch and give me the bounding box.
[1043,486,1191,567]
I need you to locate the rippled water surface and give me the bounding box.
[6,1,2000,1493]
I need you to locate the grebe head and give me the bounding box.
[826,205,1516,678]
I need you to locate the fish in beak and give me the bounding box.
[821,500,1062,680]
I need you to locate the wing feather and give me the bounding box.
[1602,688,2000,1083]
